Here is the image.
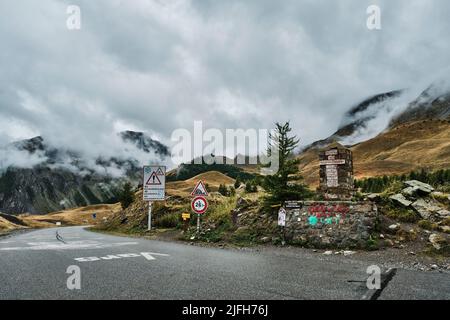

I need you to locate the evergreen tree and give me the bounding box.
[218,184,229,196]
[263,122,311,208]
[245,181,254,193]
[119,182,134,209]
[234,176,241,189]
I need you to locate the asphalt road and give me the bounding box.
[0,226,449,300]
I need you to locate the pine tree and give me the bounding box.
[119,182,134,209]
[218,184,229,196]
[234,176,241,189]
[263,122,311,208]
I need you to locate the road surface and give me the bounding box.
[0,226,449,299]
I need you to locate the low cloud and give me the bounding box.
[0,0,449,168]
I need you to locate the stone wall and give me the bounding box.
[282,201,379,249]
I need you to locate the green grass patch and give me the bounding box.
[383,203,420,223]
[418,219,439,230]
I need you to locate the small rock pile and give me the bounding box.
[389,180,450,221]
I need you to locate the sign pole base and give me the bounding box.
[196,214,200,233]
[148,201,153,231]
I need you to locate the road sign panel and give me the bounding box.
[146,172,162,185]
[191,180,209,196]
[191,196,208,214]
[182,213,191,220]
[143,166,166,201]
[319,159,346,166]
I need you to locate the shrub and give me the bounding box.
[383,205,419,223]
[418,220,438,230]
[154,213,180,228]
[218,184,229,196]
[245,182,255,193]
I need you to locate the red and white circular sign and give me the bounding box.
[191,196,208,214]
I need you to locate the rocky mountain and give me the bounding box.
[0,131,169,215]
[308,90,404,149]
[298,83,450,187]
[391,85,450,126]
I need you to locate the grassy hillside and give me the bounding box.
[167,171,235,197]
[298,119,450,187]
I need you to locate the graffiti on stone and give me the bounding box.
[307,204,349,226]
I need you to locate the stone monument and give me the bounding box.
[318,142,354,200]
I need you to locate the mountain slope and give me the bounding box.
[0,131,169,215]
[298,80,450,187]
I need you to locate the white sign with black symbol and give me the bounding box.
[278,207,286,227]
[143,166,166,201]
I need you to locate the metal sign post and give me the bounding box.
[148,202,153,231]
[278,207,287,245]
[191,181,209,234]
[191,195,208,234]
[143,165,166,231]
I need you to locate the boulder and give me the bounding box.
[236,197,250,208]
[389,194,412,207]
[429,233,446,250]
[402,186,419,197]
[411,199,443,220]
[367,194,380,201]
[437,209,450,218]
[389,224,400,231]
[404,180,434,194]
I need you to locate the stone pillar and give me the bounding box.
[318,143,354,200]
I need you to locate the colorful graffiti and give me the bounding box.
[307,204,350,226]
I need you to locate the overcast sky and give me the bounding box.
[1,0,449,155]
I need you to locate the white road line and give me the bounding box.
[0,240,16,244]
[0,241,139,251]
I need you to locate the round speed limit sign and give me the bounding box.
[191,196,208,214]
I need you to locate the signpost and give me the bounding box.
[191,180,209,196]
[191,180,209,233]
[181,213,191,231]
[278,207,286,227]
[319,145,354,200]
[278,207,286,245]
[143,165,166,231]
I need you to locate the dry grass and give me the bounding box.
[0,216,26,232]
[19,203,121,227]
[167,171,235,197]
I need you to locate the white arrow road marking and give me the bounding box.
[141,252,170,260]
[74,252,169,262]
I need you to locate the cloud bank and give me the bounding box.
[1,0,450,170]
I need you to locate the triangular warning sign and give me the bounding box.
[146,172,162,185]
[156,167,164,175]
[191,180,208,196]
